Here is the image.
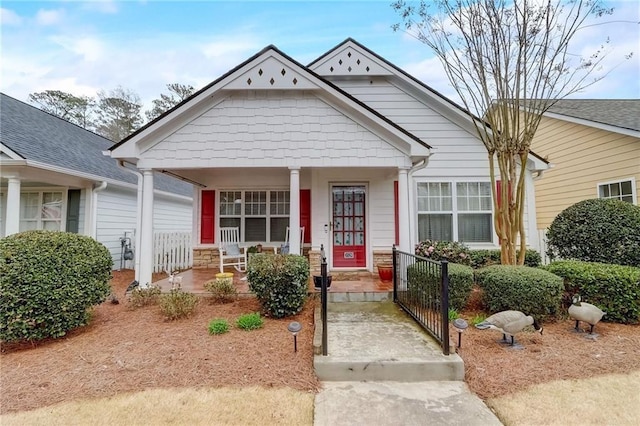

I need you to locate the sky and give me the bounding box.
[1,0,639,115]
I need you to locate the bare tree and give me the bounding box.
[393,0,627,265]
[28,90,95,129]
[145,83,195,122]
[94,86,143,142]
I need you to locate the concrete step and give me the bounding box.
[313,301,464,382]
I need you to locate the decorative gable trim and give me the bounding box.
[224,56,317,90]
[310,44,394,77]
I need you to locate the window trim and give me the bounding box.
[218,188,291,244]
[18,187,68,233]
[414,179,495,245]
[596,177,637,204]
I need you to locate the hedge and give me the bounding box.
[1,231,113,342]
[475,265,563,319]
[406,261,474,311]
[544,260,640,324]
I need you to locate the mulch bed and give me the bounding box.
[1,270,319,414]
[2,271,639,414]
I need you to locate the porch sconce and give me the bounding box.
[287,321,302,352]
[453,318,468,349]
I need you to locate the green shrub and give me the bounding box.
[159,288,199,320]
[406,262,474,311]
[415,240,471,266]
[0,230,112,342]
[208,318,230,335]
[204,277,238,303]
[236,312,264,330]
[247,254,309,318]
[470,313,487,326]
[448,308,459,321]
[475,265,564,319]
[469,249,542,268]
[128,285,162,308]
[546,199,640,267]
[544,260,640,324]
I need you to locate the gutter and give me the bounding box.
[117,160,143,282]
[407,154,432,251]
[91,181,107,239]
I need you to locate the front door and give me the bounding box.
[331,185,366,268]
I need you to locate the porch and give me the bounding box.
[153,268,393,296]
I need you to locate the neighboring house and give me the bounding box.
[108,38,548,286]
[0,93,194,271]
[530,99,640,244]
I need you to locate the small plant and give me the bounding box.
[247,254,309,318]
[159,288,199,320]
[204,277,238,303]
[208,318,230,335]
[470,313,487,326]
[129,285,162,308]
[236,312,264,330]
[448,308,459,321]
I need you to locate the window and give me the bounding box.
[219,190,289,243]
[20,191,64,232]
[598,179,635,204]
[417,182,492,243]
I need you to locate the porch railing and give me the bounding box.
[393,246,450,355]
[153,231,192,273]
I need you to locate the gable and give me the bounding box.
[309,44,394,77]
[137,91,413,169]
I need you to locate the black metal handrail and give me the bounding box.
[393,246,450,355]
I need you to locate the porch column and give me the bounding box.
[398,167,410,253]
[5,177,21,236]
[139,169,154,288]
[289,167,301,255]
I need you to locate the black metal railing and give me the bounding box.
[393,246,450,355]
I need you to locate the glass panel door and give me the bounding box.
[332,185,366,268]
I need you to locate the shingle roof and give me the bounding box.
[0,93,193,197]
[546,99,640,132]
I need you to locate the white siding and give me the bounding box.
[140,91,410,169]
[335,79,490,177]
[96,187,138,269]
[96,187,193,269]
[77,188,86,235]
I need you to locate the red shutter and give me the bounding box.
[201,190,215,244]
[394,181,399,246]
[300,189,311,243]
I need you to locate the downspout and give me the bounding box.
[118,160,143,283]
[91,181,108,239]
[407,155,432,251]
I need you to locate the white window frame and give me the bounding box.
[218,189,290,243]
[597,178,636,204]
[19,188,68,232]
[415,179,494,245]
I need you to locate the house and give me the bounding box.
[529,99,640,247]
[0,93,194,272]
[108,38,549,286]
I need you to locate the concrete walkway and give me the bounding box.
[313,301,502,425]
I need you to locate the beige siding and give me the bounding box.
[532,116,640,229]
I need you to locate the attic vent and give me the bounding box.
[357,59,361,65]
[270,77,275,85]
[347,52,352,58]
[330,66,334,72]
[247,78,252,85]
[348,66,352,72]
[366,66,370,72]
[339,59,343,65]
[281,68,286,76]
[258,69,263,76]
[292,78,298,85]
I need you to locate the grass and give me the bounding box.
[0,387,314,426]
[489,371,640,425]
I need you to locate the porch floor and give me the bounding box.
[153,269,393,295]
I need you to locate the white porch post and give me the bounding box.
[398,168,410,253]
[5,177,21,236]
[289,167,301,255]
[139,169,154,287]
